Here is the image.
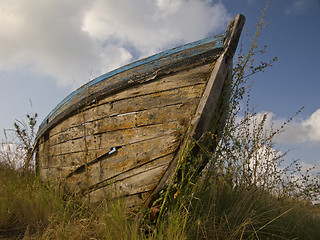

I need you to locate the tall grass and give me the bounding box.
[0,164,58,238]
[1,162,319,239]
[0,162,143,239]
[1,2,320,239]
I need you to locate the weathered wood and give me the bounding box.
[97,63,213,106]
[40,153,173,202]
[143,14,246,208]
[192,14,245,139]
[87,154,172,201]
[49,96,198,147]
[87,190,151,211]
[35,14,245,211]
[36,35,225,140]
[49,121,184,156]
[49,104,182,146]
[118,192,151,210]
[73,150,176,193]
[41,134,179,179]
[48,64,212,138]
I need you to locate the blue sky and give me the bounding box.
[224,0,320,170]
[0,0,319,169]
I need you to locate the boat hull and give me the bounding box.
[35,14,245,210]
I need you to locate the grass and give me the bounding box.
[182,176,320,239]
[1,163,319,239]
[0,163,141,239]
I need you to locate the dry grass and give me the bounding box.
[1,164,319,239]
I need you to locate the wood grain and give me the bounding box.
[35,14,245,210]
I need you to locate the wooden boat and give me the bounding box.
[34,14,245,209]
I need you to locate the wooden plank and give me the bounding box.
[39,82,201,178]
[43,132,179,179]
[65,137,179,188]
[38,86,200,174]
[191,14,245,140]
[97,63,213,106]
[48,64,211,138]
[87,190,151,211]
[118,191,151,211]
[46,84,203,146]
[40,150,174,200]
[49,102,195,146]
[37,140,45,169]
[46,82,203,156]
[37,135,51,171]
[39,166,78,183]
[107,84,203,118]
[43,133,179,170]
[44,150,94,169]
[87,154,172,202]
[39,147,103,169]
[48,120,184,157]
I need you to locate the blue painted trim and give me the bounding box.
[38,32,226,132]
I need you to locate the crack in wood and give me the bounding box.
[47,133,180,160]
[86,152,176,193]
[49,114,184,147]
[66,146,123,179]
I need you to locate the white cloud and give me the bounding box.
[0,0,98,86]
[267,108,320,145]
[235,109,320,145]
[302,109,320,142]
[82,0,230,57]
[285,0,319,15]
[0,0,230,87]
